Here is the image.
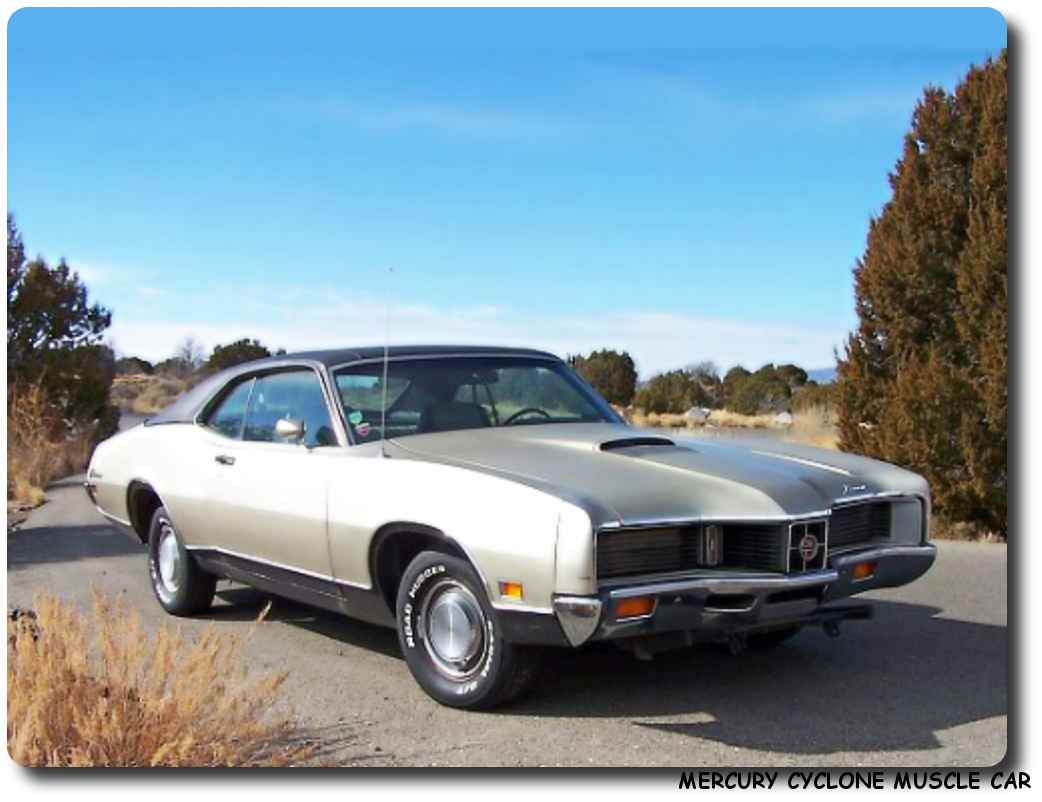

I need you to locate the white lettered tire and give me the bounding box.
[396,551,540,709]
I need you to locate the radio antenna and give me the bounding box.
[379,267,394,458]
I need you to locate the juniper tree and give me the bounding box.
[836,51,1007,534]
[7,214,117,436]
[567,349,638,406]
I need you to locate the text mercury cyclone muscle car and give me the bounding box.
[86,346,936,708]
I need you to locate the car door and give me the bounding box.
[198,368,340,580]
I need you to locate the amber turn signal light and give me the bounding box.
[852,561,877,580]
[499,581,524,600]
[614,596,656,620]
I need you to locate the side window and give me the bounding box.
[334,369,425,443]
[204,378,254,439]
[243,370,337,447]
[337,373,409,412]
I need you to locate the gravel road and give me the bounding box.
[7,477,1007,767]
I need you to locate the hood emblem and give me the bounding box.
[842,483,867,496]
[798,532,820,563]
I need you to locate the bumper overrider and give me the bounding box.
[533,544,936,648]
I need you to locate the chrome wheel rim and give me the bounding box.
[156,520,181,594]
[421,580,486,680]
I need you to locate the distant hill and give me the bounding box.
[807,367,837,384]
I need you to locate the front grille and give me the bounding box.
[596,523,787,580]
[830,502,891,548]
[721,524,786,572]
[595,501,897,582]
[596,526,699,579]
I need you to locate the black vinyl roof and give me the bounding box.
[145,345,561,426]
[286,344,559,367]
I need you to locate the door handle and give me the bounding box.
[215,454,236,466]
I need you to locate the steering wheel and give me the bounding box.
[503,407,552,425]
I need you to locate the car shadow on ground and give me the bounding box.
[11,512,1004,758]
[204,588,1005,757]
[512,599,1007,755]
[8,523,144,567]
[202,586,403,659]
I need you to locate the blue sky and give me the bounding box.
[7,8,1006,376]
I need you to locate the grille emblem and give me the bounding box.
[698,524,724,567]
[798,532,820,563]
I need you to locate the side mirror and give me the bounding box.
[275,417,305,442]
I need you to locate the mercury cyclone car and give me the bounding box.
[86,346,936,708]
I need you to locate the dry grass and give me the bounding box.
[628,408,779,430]
[111,374,187,415]
[627,404,839,447]
[931,519,1006,542]
[7,384,93,505]
[627,410,691,429]
[706,409,777,429]
[783,404,840,450]
[8,591,315,767]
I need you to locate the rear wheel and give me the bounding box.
[147,506,216,616]
[396,551,540,709]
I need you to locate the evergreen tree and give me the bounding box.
[567,349,638,406]
[634,369,711,414]
[206,338,272,372]
[836,51,1006,534]
[7,214,117,436]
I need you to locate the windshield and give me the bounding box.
[333,356,620,443]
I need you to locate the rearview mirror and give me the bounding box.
[275,417,305,442]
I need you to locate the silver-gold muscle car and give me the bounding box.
[86,346,936,708]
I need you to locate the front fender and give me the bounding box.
[325,457,568,612]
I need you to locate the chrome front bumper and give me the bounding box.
[552,543,936,647]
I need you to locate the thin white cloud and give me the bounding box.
[279,68,919,150]
[303,97,584,139]
[584,63,923,130]
[107,295,842,376]
[797,88,919,125]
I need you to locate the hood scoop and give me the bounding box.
[599,436,677,452]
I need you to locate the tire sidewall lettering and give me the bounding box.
[457,619,496,695]
[408,564,445,600]
[400,564,446,649]
[397,557,498,702]
[402,602,415,647]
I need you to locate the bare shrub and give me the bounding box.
[6,384,93,504]
[8,591,315,767]
[111,374,186,415]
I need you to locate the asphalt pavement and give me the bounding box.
[6,476,1007,767]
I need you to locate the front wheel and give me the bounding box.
[396,551,540,709]
[147,506,216,616]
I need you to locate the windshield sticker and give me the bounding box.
[355,422,371,438]
[348,410,363,425]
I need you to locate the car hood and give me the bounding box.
[390,422,928,529]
